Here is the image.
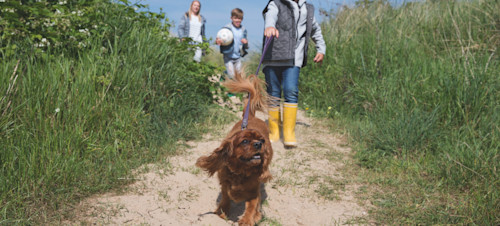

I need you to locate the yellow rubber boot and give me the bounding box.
[268,107,280,142]
[283,103,298,147]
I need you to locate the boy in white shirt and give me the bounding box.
[216,8,249,79]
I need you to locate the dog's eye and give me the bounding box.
[260,139,265,143]
[241,139,249,145]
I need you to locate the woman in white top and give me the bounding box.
[178,0,207,62]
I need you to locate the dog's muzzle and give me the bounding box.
[253,141,262,150]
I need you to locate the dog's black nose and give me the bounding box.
[253,142,262,150]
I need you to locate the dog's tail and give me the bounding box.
[223,71,269,115]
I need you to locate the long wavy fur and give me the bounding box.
[222,71,269,116]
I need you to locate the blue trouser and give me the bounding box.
[263,66,300,106]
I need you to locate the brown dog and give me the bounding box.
[196,72,273,226]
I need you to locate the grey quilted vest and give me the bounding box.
[262,0,314,67]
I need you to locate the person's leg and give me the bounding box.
[282,66,300,104]
[264,66,283,104]
[234,58,242,75]
[264,66,283,142]
[224,56,235,80]
[282,66,300,147]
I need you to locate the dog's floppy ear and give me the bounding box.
[195,139,232,176]
[259,143,273,182]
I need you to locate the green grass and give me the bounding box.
[0,2,228,223]
[314,176,346,201]
[300,0,499,224]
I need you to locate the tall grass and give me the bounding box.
[300,0,498,224]
[0,3,223,223]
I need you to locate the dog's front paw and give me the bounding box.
[238,217,255,226]
[253,210,262,223]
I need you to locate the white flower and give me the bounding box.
[78,28,90,36]
[55,108,60,113]
[0,0,6,3]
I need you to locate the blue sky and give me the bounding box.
[137,0,415,50]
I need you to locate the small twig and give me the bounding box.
[445,153,486,180]
[197,211,217,221]
[484,48,496,73]
[1,60,20,116]
[102,79,113,102]
[147,207,161,217]
[1,60,20,103]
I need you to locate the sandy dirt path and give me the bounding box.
[71,106,369,225]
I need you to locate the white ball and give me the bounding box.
[217,28,233,46]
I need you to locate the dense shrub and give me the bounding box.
[0,0,168,56]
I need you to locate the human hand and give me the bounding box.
[241,38,248,44]
[215,38,222,46]
[264,27,279,38]
[313,53,324,64]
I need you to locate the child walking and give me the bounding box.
[216,8,249,79]
[262,0,326,147]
